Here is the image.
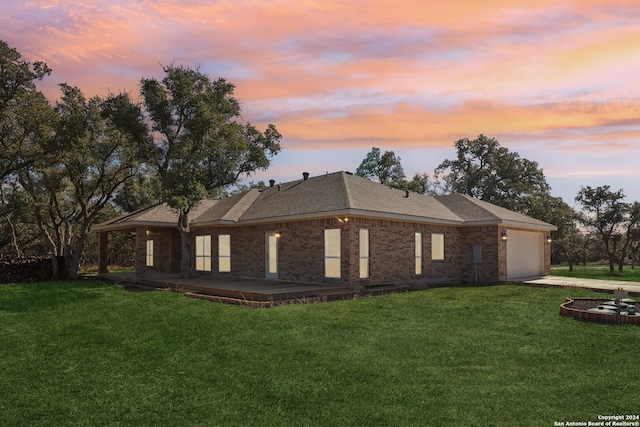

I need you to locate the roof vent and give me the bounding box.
[269,179,276,188]
[303,172,310,181]
[278,184,281,191]
[405,190,410,198]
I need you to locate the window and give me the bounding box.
[195,235,212,271]
[324,229,341,278]
[146,239,154,267]
[432,233,445,261]
[359,228,369,279]
[415,232,422,275]
[218,234,231,272]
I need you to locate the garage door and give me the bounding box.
[506,230,543,280]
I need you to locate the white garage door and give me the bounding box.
[506,230,543,280]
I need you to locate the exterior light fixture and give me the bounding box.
[547,235,552,243]
[501,231,508,241]
[275,232,281,238]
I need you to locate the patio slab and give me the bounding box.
[525,275,640,296]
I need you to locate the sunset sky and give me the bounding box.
[2,0,640,206]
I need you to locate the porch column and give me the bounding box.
[135,226,147,278]
[98,231,108,274]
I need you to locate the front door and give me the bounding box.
[265,232,278,279]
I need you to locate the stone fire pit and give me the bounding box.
[560,288,639,325]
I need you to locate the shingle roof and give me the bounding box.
[195,189,261,223]
[94,171,556,231]
[435,193,554,228]
[93,200,218,230]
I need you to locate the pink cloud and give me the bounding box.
[3,0,640,202]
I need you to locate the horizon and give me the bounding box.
[2,0,640,207]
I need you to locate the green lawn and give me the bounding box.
[551,264,640,281]
[1,281,638,426]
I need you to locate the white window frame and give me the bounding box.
[218,234,231,272]
[195,235,212,272]
[359,228,369,279]
[146,239,154,267]
[324,229,341,278]
[415,232,422,275]
[432,233,445,261]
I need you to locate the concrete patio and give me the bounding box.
[524,275,640,296]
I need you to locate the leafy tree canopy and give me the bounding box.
[141,65,281,214]
[18,83,152,279]
[434,134,551,217]
[356,147,405,186]
[140,64,282,277]
[575,185,640,272]
[0,40,54,182]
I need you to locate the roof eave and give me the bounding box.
[92,220,178,232]
[498,219,557,231]
[194,208,465,227]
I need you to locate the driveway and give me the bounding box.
[525,275,640,296]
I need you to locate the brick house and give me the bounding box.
[94,171,556,288]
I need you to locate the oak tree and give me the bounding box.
[356,147,405,186]
[434,135,551,217]
[141,65,281,278]
[575,185,640,273]
[19,84,151,278]
[0,40,54,182]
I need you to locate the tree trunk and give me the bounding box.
[51,255,59,280]
[66,221,94,280]
[66,243,85,280]
[178,211,192,279]
[63,243,74,279]
[5,215,23,258]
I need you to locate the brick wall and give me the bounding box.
[460,225,502,284]
[347,217,465,286]
[140,218,549,286]
[192,217,505,287]
[156,228,181,273]
[195,220,334,285]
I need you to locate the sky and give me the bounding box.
[2,0,640,207]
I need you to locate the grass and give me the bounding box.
[1,280,639,426]
[551,264,640,281]
[80,264,135,274]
